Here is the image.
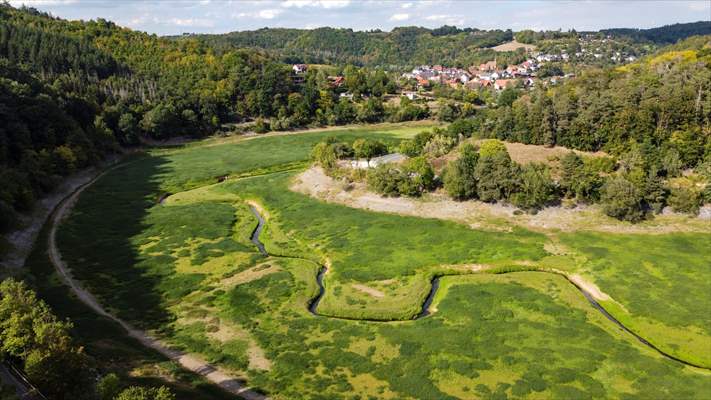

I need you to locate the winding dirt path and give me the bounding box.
[48,166,268,400]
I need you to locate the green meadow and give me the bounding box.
[49,123,711,399]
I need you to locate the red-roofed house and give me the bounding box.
[494,79,516,90]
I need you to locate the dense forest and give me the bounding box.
[476,35,711,166]
[602,21,711,44]
[180,22,710,68]
[0,4,416,231]
[179,26,517,67]
[1,3,709,230]
[515,21,711,45]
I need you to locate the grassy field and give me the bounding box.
[555,232,711,367]
[49,122,711,398]
[23,225,235,399]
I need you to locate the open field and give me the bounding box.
[47,123,711,398]
[492,40,537,52]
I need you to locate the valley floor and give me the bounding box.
[24,123,711,399]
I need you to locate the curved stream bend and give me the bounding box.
[248,206,709,371]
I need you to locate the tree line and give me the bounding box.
[182,25,514,68]
[312,115,709,221]
[0,4,428,233]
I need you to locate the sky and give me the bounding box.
[7,0,711,36]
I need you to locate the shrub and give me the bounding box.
[478,139,508,159]
[367,165,404,197]
[310,142,338,170]
[475,151,516,203]
[423,135,457,158]
[447,118,477,138]
[115,386,175,400]
[697,160,711,203]
[600,176,645,222]
[560,152,604,202]
[97,373,121,400]
[253,118,270,134]
[311,139,354,171]
[367,158,435,197]
[437,101,460,122]
[511,163,558,211]
[443,144,479,200]
[668,186,702,215]
[400,157,435,196]
[353,138,388,161]
[398,130,434,157]
[389,102,430,122]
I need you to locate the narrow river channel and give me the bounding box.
[247,205,708,370]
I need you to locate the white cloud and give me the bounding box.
[281,0,350,9]
[424,14,464,26]
[425,14,448,21]
[389,13,409,21]
[232,8,284,20]
[688,1,710,11]
[400,2,413,9]
[258,9,283,19]
[171,18,215,28]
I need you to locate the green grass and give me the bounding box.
[205,171,548,319]
[216,268,711,399]
[557,232,711,367]
[22,224,235,400]
[49,122,711,398]
[152,126,415,194]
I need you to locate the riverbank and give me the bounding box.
[291,166,711,235]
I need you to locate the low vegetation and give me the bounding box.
[1,4,710,399]
[42,124,711,399]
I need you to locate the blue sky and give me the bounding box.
[8,0,711,36]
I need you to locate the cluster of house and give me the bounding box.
[535,35,638,64]
[402,65,472,88]
[403,58,542,92]
[534,48,636,64]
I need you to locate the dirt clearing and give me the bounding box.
[352,284,385,298]
[291,166,711,234]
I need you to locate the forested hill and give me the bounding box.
[179,26,514,67]
[602,21,711,44]
[0,4,298,231]
[177,21,710,67]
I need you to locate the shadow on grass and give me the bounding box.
[53,154,173,330]
[20,154,234,399]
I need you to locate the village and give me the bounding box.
[401,58,540,92]
[400,34,640,94]
[290,33,642,100]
